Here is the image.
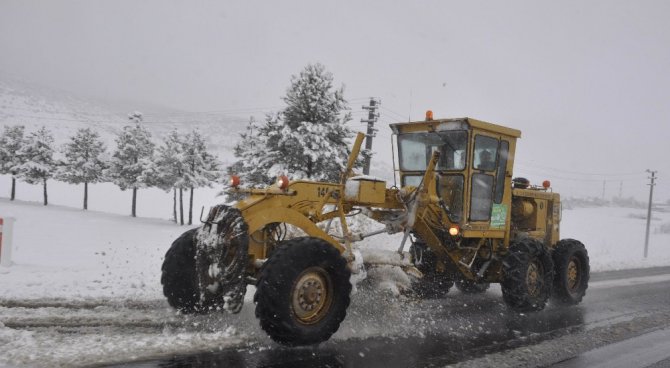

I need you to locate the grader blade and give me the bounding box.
[195,205,249,313]
[355,248,423,295]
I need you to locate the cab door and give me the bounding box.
[470,134,499,223]
[469,135,510,228]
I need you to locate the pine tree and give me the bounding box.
[0,125,27,200]
[155,130,186,224]
[227,116,271,191]
[17,126,56,205]
[227,63,353,195]
[273,63,353,180]
[182,129,220,225]
[58,128,107,210]
[107,112,156,217]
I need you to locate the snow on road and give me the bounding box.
[0,198,261,367]
[1,198,670,367]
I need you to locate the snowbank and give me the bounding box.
[2,199,665,301]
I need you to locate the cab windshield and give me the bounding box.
[398,131,468,171]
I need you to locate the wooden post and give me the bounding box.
[0,217,16,267]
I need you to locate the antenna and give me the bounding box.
[408,89,412,121]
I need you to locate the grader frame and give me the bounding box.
[161,114,590,346]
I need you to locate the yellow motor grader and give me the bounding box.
[161,113,589,346]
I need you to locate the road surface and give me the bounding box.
[99,266,670,368]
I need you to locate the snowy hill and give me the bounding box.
[0,79,126,140]
[0,78,249,167]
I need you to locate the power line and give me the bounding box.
[0,113,249,127]
[379,106,409,121]
[514,169,646,183]
[348,97,375,102]
[516,160,642,177]
[2,104,284,119]
[142,106,283,116]
[0,113,118,124]
[0,105,123,118]
[3,98,374,121]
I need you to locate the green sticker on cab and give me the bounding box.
[490,204,507,229]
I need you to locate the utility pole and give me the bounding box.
[361,98,380,175]
[619,181,623,198]
[602,180,606,201]
[644,170,657,258]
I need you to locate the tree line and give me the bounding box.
[0,112,219,224]
[1,63,359,220]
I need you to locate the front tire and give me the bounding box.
[254,237,352,346]
[161,229,200,313]
[195,205,249,313]
[552,239,589,305]
[502,238,554,312]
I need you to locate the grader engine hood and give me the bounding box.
[344,176,386,205]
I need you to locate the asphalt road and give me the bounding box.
[106,266,670,368]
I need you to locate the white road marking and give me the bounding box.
[590,274,670,289]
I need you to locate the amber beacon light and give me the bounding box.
[230,175,241,188]
[277,175,290,190]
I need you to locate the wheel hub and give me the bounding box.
[292,267,332,325]
[567,256,581,292]
[526,261,542,297]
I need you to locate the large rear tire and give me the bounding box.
[409,242,453,298]
[502,238,554,312]
[161,228,200,313]
[552,239,589,305]
[254,237,351,346]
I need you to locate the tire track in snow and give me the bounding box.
[0,298,167,310]
[0,297,185,334]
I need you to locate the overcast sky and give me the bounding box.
[1,0,669,200]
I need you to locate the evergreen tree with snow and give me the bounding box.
[155,130,186,224]
[58,128,107,210]
[227,63,353,197]
[107,112,156,217]
[270,63,353,180]
[227,116,271,196]
[182,129,220,225]
[0,125,27,200]
[17,126,56,205]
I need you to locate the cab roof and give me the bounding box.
[389,117,522,139]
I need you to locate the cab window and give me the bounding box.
[436,174,464,222]
[494,140,509,203]
[402,175,422,187]
[470,173,494,221]
[398,131,468,171]
[473,135,498,171]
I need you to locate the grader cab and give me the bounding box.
[161,114,590,346]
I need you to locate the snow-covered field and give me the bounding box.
[1,196,670,367]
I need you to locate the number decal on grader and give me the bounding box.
[317,187,328,198]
